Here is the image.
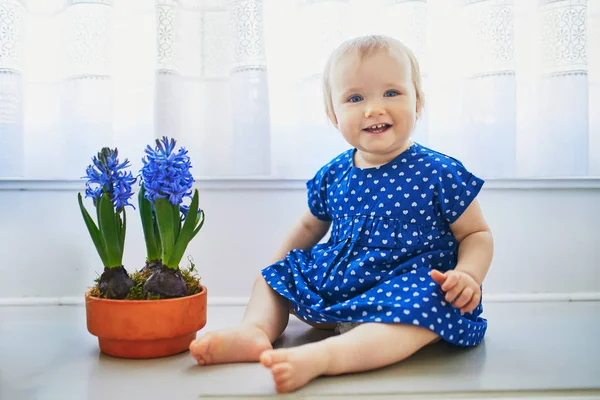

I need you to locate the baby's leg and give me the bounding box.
[290,308,337,330]
[190,275,290,365]
[260,323,438,393]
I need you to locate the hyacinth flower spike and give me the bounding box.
[78,148,136,299]
[139,137,205,298]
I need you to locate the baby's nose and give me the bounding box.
[365,103,386,117]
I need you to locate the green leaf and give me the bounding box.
[173,199,199,267]
[191,209,205,239]
[173,202,181,244]
[96,201,101,229]
[154,215,162,257]
[155,197,176,267]
[115,212,122,255]
[168,189,199,268]
[98,193,122,267]
[77,193,108,267]
[119,210,126,255]
[139,186,160,261]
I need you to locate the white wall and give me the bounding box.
[0,180,599,303]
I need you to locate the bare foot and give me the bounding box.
[260,344,330,393]
[189,324,272,365]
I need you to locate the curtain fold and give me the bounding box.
[0,0,597,179]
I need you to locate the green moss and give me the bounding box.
[88,260,202,300]
[181,261,202,296]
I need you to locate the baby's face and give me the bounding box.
[329,49,420,165]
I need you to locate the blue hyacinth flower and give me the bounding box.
[139,136,194,206]
[78,147,137,270]
[83,148,136,211]
[138,137,204,270]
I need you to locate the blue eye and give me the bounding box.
[384,90,400,97]
[348,95,363,103]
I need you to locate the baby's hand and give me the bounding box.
[430,270,481,314]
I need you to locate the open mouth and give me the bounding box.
[364,123,391,134]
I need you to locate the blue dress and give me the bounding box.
[262,143,487,346]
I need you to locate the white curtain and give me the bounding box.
[0,0,598,179]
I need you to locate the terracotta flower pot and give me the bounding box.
[85,286,207,359]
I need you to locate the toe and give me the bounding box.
[195,356,207,365]
[271,363,292,381]
[192,349,208,364]
[259,350,274,367]
[275,379,296,394]
[189,336,213,365]
[266,349,289,365]
[261,349,289,367]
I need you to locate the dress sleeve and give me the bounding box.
[435,159,484,224]
[306,165,332,221]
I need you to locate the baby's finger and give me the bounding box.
[444,282,464,304]
[460,291,481,314]
[452,287,473,309]
[430,270,446,285]
[441,271,461,292]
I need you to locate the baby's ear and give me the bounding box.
[327,110,339,128]
[416,98,423,120]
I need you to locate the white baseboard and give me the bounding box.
[0,292,599,307]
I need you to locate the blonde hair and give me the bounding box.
[322,35,425,124]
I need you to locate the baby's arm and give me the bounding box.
[270,210,331,263]
[431,199,493,313]
[448,199,493,284]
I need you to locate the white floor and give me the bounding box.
[1,302,599,400]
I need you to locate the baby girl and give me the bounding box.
[190,34,494,394]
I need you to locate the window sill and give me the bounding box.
[1,177,600,191]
